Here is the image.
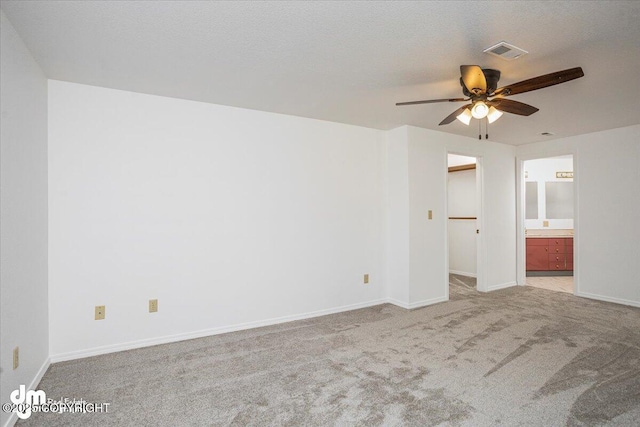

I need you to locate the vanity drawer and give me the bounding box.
[549,254,565,263]
[549,239,565,248]
[548,254,567,270]
[550,262,566,270]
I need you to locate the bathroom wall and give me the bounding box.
[524,156,573,230]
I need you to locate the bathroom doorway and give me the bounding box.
[523,155,574,294]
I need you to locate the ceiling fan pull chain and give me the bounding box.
[486,117,489,140]
[478,119,481,140]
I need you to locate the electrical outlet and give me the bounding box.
[149,299,158,313]
[95,305,105,320]
[364,274,369,284]
[13,347,19,370]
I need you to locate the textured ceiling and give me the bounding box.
[2,1,639,145]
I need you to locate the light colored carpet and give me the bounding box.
[19,276,640,426]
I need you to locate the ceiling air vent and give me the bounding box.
[483,41,528,61]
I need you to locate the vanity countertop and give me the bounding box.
[526,229,573,238]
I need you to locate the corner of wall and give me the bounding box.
[1,12,49,427]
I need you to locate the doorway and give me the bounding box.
[522,155,575,294]
[447,153,483,297]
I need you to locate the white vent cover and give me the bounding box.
[483,41,528,60]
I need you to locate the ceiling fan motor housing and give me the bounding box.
[461,68,501,97]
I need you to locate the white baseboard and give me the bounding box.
[387,296,448,310]
[49,298,388,363]
[2,357,50,427]
[575,291,640,308]
[407,296,449,309]
[487,281,517,292]
[449,270,477,278]
[387,298,410,309]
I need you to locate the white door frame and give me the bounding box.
[516,151,579,295]
[445,152,487,294]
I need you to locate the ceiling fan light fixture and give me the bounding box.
[487,106,503,123]
[471,101,489,119]
[456,108,472,125]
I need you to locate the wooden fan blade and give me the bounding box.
[460,65,487,95]
[488,98,539,116]
[494,67,584,97]
[439,104,472,125]
[396,98,467,106]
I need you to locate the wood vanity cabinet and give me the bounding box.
[526,237,573,271]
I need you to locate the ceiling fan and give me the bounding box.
[396,66,584,128]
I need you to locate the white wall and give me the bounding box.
[524,156,574,230]
[386,126,517,307]
[408,127,517,297]
[48,81,388,359]
[385,127,410,305]
[0,11,49,427]
[447,168,476,277]
[517,125,640,307]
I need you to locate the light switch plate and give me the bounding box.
[95,305,105,320]
[13,347,19,370]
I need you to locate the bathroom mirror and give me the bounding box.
[545,182,573,219]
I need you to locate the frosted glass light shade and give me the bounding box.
[471,101,489,119]
[456,108,472,125]
[487,106,503,123]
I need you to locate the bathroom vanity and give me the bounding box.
[526,229,573,275]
